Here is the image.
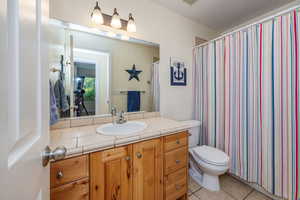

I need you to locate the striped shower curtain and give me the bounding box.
[193,10,299,200]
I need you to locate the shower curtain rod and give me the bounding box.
[193,4,300,49]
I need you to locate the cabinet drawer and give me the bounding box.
[164,168,187,200]
[164,146,187,175]
[51,178,89,200]
[51,155,89,188]
[165,167,187,186]
[164,132,188,152]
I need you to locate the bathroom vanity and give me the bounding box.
[49,116,195,200]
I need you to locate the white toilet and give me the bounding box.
[185,121,229,191]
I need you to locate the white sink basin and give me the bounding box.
[96,121,147,136]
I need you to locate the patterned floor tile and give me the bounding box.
[220,175,253,199]
[188,176,202,194]
[188,194,200,200]
[194,188,235,200]
[245,191,272,200]
[188,174,272,200]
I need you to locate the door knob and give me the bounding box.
[42,146,67,167]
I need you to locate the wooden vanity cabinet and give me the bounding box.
[50,131,189,200]
[90,145,133,200]
[50,178,89,200]
[163,131,189,200]
[50,155,89,200]
[132,138,163,200]
[90,138,163,200]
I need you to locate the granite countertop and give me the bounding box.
[50,117,200,158]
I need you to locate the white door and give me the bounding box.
[0,0,51,199]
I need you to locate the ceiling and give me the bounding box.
[152,0,296,32]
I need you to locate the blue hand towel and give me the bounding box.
[50,81,59,125]
[127,91,140,112]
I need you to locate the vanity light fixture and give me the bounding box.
[90,3,137,33]
[111,8,122,29]
[91,1,104,25]
[127,13,136,33]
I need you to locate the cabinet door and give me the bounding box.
[90,146,133,200]
[133,138,163,200]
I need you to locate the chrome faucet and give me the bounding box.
[117,110,127,124]
[111,106,117,117]
[111,106,117,124]
[111,106,127,124]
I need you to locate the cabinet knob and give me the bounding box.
[56,171,63,179]
[175,184,181,190]
[136,152,142,159]
[176,140,180,144]
[125,156,131,161]
[175,160,180,164]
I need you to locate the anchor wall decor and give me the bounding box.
[170,57,187,86]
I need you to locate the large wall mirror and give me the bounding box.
[49,20,160,120]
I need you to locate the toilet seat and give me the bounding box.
[191,145,229,166]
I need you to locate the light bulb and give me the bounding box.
[111,8,122,29]
[127,13,136,33]
[91,1,104,25]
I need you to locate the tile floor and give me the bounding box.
[188,174,273,200]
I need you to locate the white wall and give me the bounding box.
[50,0,217,120]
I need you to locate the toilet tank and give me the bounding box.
[182,120,201,148]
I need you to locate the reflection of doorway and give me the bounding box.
[74,48,110,115]
[74,62,96,116]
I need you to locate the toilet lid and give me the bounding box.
[192,145,229,166]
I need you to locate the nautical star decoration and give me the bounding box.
[126,64,142,81]
[170,57,187,86]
